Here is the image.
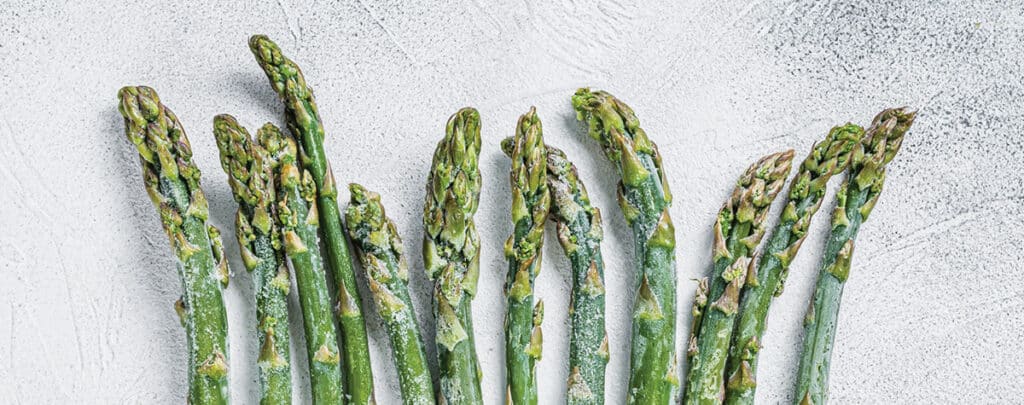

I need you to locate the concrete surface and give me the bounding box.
[1,0,1022,403]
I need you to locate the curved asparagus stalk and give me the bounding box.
[500,140,610,404]
[423,108,484,404]
[213,115,293,404]
[118,86,230,404]
[684,150,794,405]
[572,88,677,404]
[723,125,863,405]
[249,35,375,403]
[345,184,435,405]
[501,107,551,405]
[794,108,916,405]
[265,123,345,404]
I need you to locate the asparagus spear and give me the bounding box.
[213,115,293,404]
[543,145,610,404]
[249,35,375,403]
[794,108,916,405]
[118,86,230,404]
[345,184,435,405]
[264,123,345,404]
[572,88,677,404]
[683,150,793,405]
[500,140,609,404]
[723,125,863,405]
[501,107,551,405]
[423,108,484,404]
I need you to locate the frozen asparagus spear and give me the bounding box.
[118,86,230,404]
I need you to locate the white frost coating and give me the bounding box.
[0,0,1022,404]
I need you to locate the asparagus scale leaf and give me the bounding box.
[213,115,293,404]
[118,86,230,404]
[684,150,794,405]
[266,124,345,403]
[572,88,677,405]
[501,108,551,405]
[345,184,436,405]
[794,108,916,405]
[423,108,484,404]
[249,34,376,403]
[723,124,863,405]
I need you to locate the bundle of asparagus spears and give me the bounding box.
[118,34,915,405]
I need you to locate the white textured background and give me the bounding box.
[1,1,1022,403]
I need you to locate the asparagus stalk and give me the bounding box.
[213,115,293,404]
[423,108,484,404]
[572,88,677,404]
[723,125,863,405]
[544,146,609,404]
[683,150,793,405]
[265,123,345,404]
[118,86,230,404]
[500,141,610,404]
[345,184,435,405]
[794,108,916,405]
[501,107,551,405]
[249,35,375,403]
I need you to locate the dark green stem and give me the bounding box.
[684,151,793,405]
[269,124,344,404]
[424,108,484,404]
[502,108,550,405]
[213,115,293,404]
[546,146,608,404]
[723,124,863,405]
[118,86,230,405]
[250,35,375,403]
[794,108,916,405]
[346,184,435,405]
[573,88,676,404]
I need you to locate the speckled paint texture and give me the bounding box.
[1,1,1022,403]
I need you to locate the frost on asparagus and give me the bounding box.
[546,146,609,405]
[345,183,435,405]
[501,107,551,405]
[265,123,345,403]
[249,34,375,402]
[795,108,915,405]
[213,115,293,404]
[572,88,677,405]
[423,107,484,404]
[722,124,863,405]
[500,139,610,404]
[118,86,230,405]
[684,150,794,405]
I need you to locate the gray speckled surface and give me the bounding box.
[1,1,1022,403]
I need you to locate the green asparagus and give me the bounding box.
[423,108,484,404]
[345,184,435,405]
[794,108,916,405]
[118,86,230,404]
[265,123,345,404]
[723,125,863,405]
[543,146,609,404]
[501,107,551,405]
[500,140,609,404]
[213,115,293,404]
[572,88,677,404]
[684,150,794,405]
[249,35,375,403]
